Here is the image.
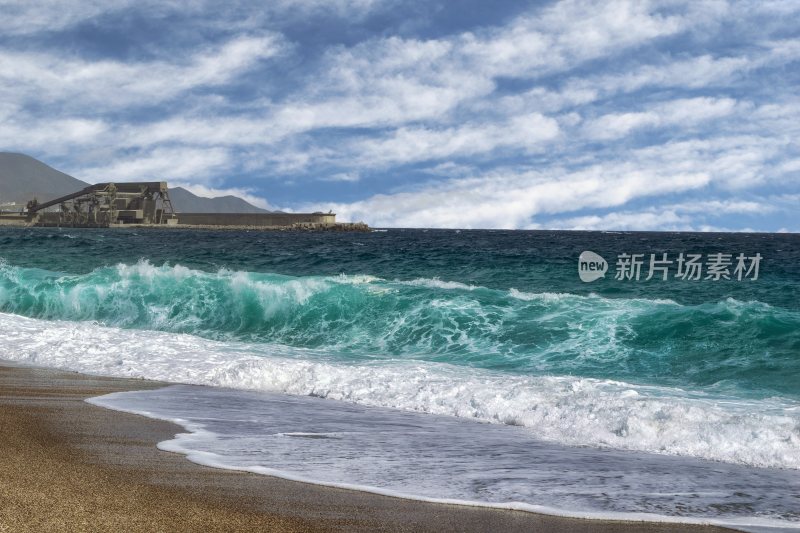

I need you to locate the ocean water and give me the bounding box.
[1,227,798,530]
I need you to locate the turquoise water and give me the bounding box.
[1,228,798,400]
[1,227,798,528]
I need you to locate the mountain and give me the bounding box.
[0,153,88,204]
[168,187,268,213]
[0,152,268,213]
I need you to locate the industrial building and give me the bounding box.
[27,182,176,227]
[17,181,350,230]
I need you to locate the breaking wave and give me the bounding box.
[1,259,799,398]
[1,312,798,470]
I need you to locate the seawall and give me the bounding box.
[176,213,336,227]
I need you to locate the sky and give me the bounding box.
[0,0,798,231]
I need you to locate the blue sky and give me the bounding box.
[1,0,798,230]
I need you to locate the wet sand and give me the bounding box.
[0,362,735,532]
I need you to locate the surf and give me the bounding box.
[1,311,798,470]
[0,258,798,398]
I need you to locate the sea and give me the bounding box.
[0,227,798,531]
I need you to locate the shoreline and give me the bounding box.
[0,361,736,532]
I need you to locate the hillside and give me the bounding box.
[0,152,268,213]
[168,187,268,213]
[0,153,88,204]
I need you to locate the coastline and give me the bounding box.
[0,361,737,533]
[0,221,371,232]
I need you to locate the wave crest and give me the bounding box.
[1,259,798,397]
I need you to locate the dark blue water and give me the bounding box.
[1,229,797,306]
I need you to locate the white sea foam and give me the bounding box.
[399,278,478,290]
[508,288,680,306]
[508,288,578,302]
[90,385,800,532]
[1,311,798,470]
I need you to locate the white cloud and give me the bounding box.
[119,115,284,147]
[0,35,282,110]
[321,172,360,182]
[552,209,692,231]
[302,164,710,228]
[261,0,692,137]
[667,199,773,214]
[422,162,477,178]
[584,97,739,140]
[0,0,137,35]
[547,196,777,231]
[79,147,232,184]
[0,0,394,35]
[459,0,687,79]
[297,123,799,228]
[562,35,800,101]
[350,113,560,167]
[0,116,109,154]
[629,134,790,189]
[487,86,599,116]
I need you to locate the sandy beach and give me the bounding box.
[0,361,736,533]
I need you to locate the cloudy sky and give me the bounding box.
[1,0,798,230]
